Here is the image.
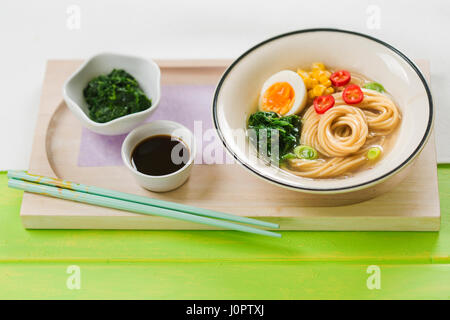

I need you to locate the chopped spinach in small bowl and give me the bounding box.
[83,69,152,123]
[63,53,161,135]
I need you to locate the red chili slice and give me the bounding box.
[314,95,335,114]
[330,70,351,87]
[342,84,364,104]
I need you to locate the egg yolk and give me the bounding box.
[261,82,295,115]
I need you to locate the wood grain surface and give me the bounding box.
[19,60,440,231]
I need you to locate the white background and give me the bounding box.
[1,0,449,169]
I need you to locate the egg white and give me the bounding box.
[258,70,307,115]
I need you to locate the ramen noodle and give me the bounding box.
[248,63,401,179]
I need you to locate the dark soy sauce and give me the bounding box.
[131,135,189,176]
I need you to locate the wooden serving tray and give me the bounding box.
[20,60,440,231]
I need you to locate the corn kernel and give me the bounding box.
[323,71,331,78]
[296,69,309,80]
[303,78,312,89]
[311,70,323,80]
[319,75,330,85]
[325,87,335,95]
[304,78,318,89]
[312,62,326,71]
[298,63,334,100]
[313,84,326,96]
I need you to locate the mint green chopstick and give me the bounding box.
[8,179,281,238]
[7,170,278,229]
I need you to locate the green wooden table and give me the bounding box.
[1,167,449,299]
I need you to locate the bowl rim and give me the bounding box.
[212,28,434,193]
[62,52,161,128]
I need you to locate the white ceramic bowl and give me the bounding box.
[121,120,196,192]
[213,29,433,194]
[63,52,161,135]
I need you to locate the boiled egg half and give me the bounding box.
[258,70,307,115]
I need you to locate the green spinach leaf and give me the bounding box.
[83,69,152,123]
[247,111,301,162]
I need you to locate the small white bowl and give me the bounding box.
[121,120,196,192]
[63,52,161,135]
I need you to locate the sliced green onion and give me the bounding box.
[363,82,385,93]
[281,153,297,161]
[367,147,382,160]
[294,145,318,160]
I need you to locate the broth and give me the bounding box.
[288,71,401,179]
[247,64,402,179]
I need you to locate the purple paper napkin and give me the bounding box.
[77,84,228,167]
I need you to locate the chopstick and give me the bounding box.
[7,171,281,238]
[8,170,278,229]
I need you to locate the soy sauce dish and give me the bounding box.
[121,121,196,192]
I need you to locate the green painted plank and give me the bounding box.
[0,170,449,263]
[434,164,450,262]
[0,262,449,299]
